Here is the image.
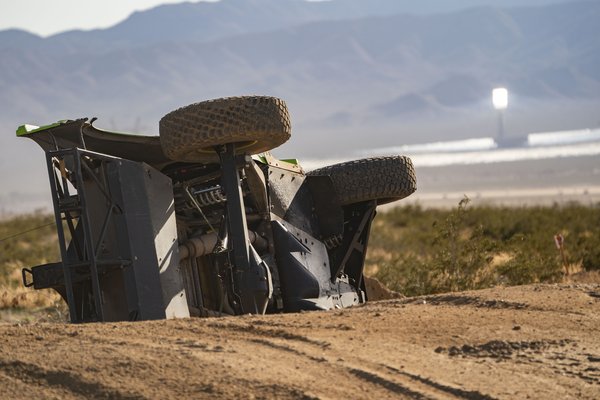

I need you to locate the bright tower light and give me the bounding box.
[492,87,508,110]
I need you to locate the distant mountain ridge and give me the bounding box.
[0,0,584,50]
[1,0,598,213]
[1,1,597,122]
[0,0,599,205]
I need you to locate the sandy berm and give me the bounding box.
[1,283,599,399]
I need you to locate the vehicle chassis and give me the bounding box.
[21,121,376,323]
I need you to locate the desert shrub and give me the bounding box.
[0,213,59,285]
[1,203,599,308]
[369,200,600,296]
[0,213,61,312]
[372,198,496,296]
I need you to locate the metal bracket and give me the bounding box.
[330,201,377,286]
[217,143,251,313]
[21,268,34,288]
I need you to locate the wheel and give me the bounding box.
[159,96,291,163]
[307,156,416,205]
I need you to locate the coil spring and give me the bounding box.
[193,185,227,207]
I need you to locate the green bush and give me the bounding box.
[0,213,59,287]
[369,200,600,296]
[1,202,599,302]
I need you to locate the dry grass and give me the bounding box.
[562,270,600,284]
[0,213,66,321]
[0,286,62,309]
[0,285,67,323]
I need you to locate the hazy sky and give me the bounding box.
[0,0,218,37]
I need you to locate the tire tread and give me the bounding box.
[160,96,291,162]
[308,156,416,205]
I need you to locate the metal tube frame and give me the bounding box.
[45,148,124,322]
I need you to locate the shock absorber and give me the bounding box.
[192,185,227,207]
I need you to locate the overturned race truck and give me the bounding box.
[18,96,416,323]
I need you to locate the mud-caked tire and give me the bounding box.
[160,96,291,163]
[308,156,416,205]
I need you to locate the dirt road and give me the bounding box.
[1,284,599,399]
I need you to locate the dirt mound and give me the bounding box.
[1,283,599,399]
[364,275,403,300]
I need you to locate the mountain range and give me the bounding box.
[0,0,599,212]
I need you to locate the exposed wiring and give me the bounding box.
[0,221,56,243]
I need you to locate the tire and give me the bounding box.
[160,96,291,163]
[307,156,416,205]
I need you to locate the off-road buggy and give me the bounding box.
[19,96,416,323]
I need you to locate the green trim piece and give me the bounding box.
[252,154,300,167]
[252,154,268,164]
[16,120,69,137]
